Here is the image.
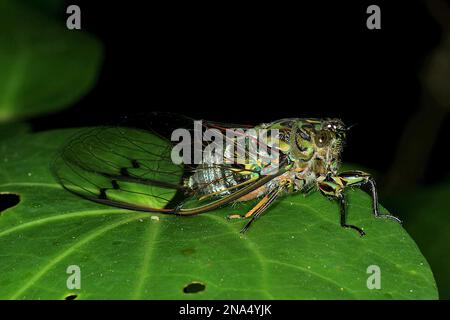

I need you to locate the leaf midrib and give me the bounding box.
[132,217,162,299]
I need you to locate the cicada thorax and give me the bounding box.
[260,119,318,163]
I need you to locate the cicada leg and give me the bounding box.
[318,176,365,236]
[226,185,268,221]
[227,194,271,220]
[337,193,366,236]
[318,171,401,236]
[228,184,288,232]
[239,186,283,233]
[337,171,402,223]
[229,178,292,233]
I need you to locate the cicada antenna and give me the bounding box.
[346,123,358,131]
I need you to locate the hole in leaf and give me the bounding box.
[0,193,20,214]
[65,294,78,300]
[183,282,206,294]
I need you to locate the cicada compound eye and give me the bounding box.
[314,131,331,147]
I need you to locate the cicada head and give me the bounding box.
[290,118,347,175]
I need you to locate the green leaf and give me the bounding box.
[0,1,102,122]
[0,129,438,299]
[384,186,450,299]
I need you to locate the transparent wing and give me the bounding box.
[53,126,185,212]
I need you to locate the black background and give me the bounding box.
[31,1,447,185]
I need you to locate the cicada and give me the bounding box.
[53,114,401,235]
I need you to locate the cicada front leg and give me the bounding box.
[318,171,401,237]
[337,171,402,223]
